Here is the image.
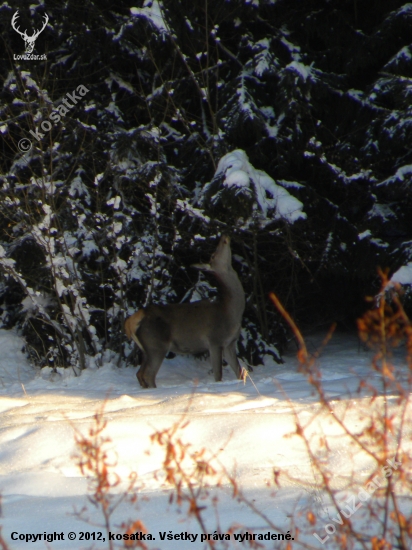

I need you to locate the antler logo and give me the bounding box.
[11,10,49,54]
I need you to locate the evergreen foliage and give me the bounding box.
[1,0,411,370]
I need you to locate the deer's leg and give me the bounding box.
[210,345,223,381]
[138,346,167,389]
[223,340,242,379]
[136,350,149,389]
[135,316,170,389]
[136,364,148,388]
[136,350,149,388]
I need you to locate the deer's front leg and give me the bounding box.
[223,340,242,379]
[209,345,223,381]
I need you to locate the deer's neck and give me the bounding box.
[214,269,245,320]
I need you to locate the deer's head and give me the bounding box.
[192,235,233,275]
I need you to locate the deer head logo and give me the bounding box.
[11,11,49,54]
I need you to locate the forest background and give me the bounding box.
[1,0,412,369]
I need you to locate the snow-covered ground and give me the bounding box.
[0,329,411,549]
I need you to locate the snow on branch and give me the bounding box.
[391,263,412,286]
[130,1,168,33]
[213,149,306,224]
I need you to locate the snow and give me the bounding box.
[397,3,412,16]
[286,60,312,81]
[367,202,396,222]
[225,169,250,188]
[214,150,306,223]
[252,38,277,77]
[21,293,54,314]
[358,230,371,240]
[385,45,412,68]
[0,329,411,549]
[105,74,134,95]
[391,262,412,285]
[131,1,168,33]
[393,164,412,180]
[378,164,412,186]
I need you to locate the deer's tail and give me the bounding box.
[124,309,145,350]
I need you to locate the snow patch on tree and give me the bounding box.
[131,1,168,33]
[378,164,412,186]
[213,149,306,224]
[391,263,412,286]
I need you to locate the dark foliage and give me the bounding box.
[1,0,411,370]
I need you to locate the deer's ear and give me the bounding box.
[191,263,212,271]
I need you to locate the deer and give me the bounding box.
[11,11,49,54]
[124,235,245,388]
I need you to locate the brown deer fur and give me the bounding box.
[124,235,245,388]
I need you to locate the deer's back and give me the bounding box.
[139,300,240,355]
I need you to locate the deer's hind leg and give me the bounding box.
[136,360,149,389]
[136,315,170,388]
[136,351,151,389]
[136,343,168,389]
